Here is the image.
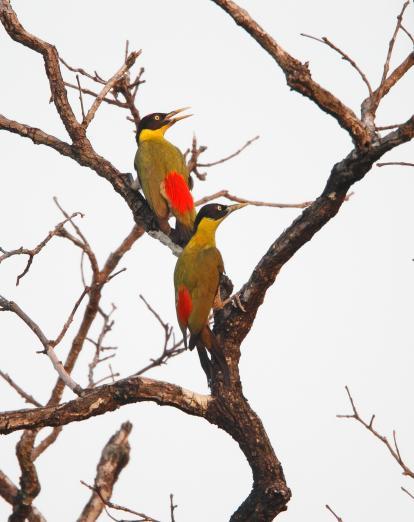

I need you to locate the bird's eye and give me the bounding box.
[217,205,222,211]
[154,115,160,121]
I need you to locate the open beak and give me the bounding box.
[164,107,192,126]
[225,202,248,216]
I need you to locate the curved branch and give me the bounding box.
[0,0,85,144]
[0,376,211,434]
[218,116,414,348]
[210,0,371,147]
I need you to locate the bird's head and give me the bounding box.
[137,108,192,142]
[193,203,247,237]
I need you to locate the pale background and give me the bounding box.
[1,1,414,520]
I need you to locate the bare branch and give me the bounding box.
[0,0,85,143]
[170,494,177,522]
[87,304,116,388]
[0,371,42,407]
[197,135,260,167]
[402,486,414,501]
[377,161,414,168]
[195,190,353,209]
[0,469,45,522]
[78,422,133,522]
[337,386,414,479]
[60,56,106,84]
[381,1,410,86]
[211,0,371,147]
[0,295,83,396]
[50,286,89,347]
[401,25,414,46]
[47,224,143,407]
[82,50,141,128]
[10,430,40,522]
[76,74,86,120]
[0,376,211,434]
[301,33,372,96]
[0,211,83,285]
[64,82,126,107]
[136,295,186,376]
[32,427,63,460]
[326,504,343,522]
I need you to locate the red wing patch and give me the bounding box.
[164,171,194,215]
[177,286,192,327]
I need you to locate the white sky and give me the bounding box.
[1,1,414,521]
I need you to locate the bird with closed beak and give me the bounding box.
[134,108,195,243]
[174,202,247,385]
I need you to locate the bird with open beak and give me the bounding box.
[134,108,195,243]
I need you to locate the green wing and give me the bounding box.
[174,247,224,335]
[134,140,190,220]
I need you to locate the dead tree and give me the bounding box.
[1,1,414,520]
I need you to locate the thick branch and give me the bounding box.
[210,0,371,147]
[78,422,132,522]
[0,0,85,143]
[0,470,46,522]
[0,376,211,434]
[216,116,414,350]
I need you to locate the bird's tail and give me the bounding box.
[190,325,230,385]
[174,218,194,244]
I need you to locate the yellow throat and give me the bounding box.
[139,125,170,143]
[186,217,223,250]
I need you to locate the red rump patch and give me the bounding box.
[164,171,194,215]
[177,286,192,326]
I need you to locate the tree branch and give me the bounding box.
[337,386,414,479]
[210,0,371,147]
[78,422,133,522]
[0,376,211,434]
[0,371,42,408]
[0,0,85,144]
[0,470,46,522]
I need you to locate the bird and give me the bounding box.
[134,108,195,243]
[174,202,247,385]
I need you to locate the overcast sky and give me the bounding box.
[1,1,414,521]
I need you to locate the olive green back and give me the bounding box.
[174,246,224,335]
[134,139,190,220]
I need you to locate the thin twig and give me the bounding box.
[87,304,117,387]
[170,493,177,522]
[195,190,354,208]
[401,486,414,500]
[197,135,260,167]
[32,427,63,460]
[59,56,106,84]
[337,386,414,479]
[401,25,414,46]
[375,124,402,130]
[76,74,86,120]
[64,82,125,106]
[0,295,83,396]
[135,295,186,375]
[0,212,83,285]
[301,33,372,96]
[381,2,410,86]
[80,480,160,522]
[83,50,141,128]
[50,287,89,347]
[377,161,414,168]
[0,371,42,407]
[326,504,343,522]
